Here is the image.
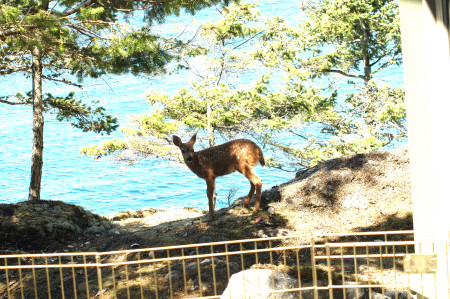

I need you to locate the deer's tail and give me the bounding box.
[259,149,266,167]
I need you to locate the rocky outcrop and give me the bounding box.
[0,200,113,251]
[262,147,410,210]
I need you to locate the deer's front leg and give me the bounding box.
[205,177,216,220]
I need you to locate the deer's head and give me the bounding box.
[173,134,197,163]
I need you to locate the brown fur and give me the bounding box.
[173,134,265,219]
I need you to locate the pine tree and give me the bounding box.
[0,0,232,201]
[82,0,406,169]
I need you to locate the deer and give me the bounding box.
[173,133,265,220]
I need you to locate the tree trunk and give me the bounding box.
[28,46,44,202]
[362,22,372,84]
[206,100,215,146]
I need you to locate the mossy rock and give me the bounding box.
[0,200,114,252]
[110,208,159,221]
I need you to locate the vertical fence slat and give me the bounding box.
[211,245,217,296]
[125,256,131,299]
[137,252,144,299]
[310,237,318,299]
[111,263,117,298]
[18,258,24,299]
[95,255,103,299]
[352,244,359,299]
[326,244,333,299]
[151,252,159,299]
[83,255,90,299]
[58,256,65,299]
[225,244,231,281]
[341,246,346,299]
[31,257,38,299]
[4,257,11,299]
[181,248,188,298]
[166,250,173,299]
[295,248,303,299]
[70,256,77,299]
[366,244,372,299]
[45,257,51,299]
[196,246,203,298]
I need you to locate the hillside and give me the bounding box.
[0,147,412,253]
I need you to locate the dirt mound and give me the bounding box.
[0,200,113,252]
[260,147,412,236]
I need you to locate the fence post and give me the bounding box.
[326,243,333,299]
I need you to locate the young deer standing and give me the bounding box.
[173,134,265,220]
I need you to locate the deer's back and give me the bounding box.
[197,139,264,177]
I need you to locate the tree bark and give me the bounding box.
[28,46,44,202]
[362,22,372,84]
[206,100,215,146]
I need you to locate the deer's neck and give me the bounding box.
[186,153,204,178]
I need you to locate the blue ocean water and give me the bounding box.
[0,1,404,216]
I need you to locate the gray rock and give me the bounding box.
[191,276,213,292]
[221,269,299,299]
[185,261,199,273]
[374,290,417,299]
[164,270,182,283]
[200,257,222,266]
[296,280,330,299]
[371,292,390,299]
[228,261,240,272]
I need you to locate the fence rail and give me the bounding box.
[1,230,448,298]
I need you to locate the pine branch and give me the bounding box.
[369,46,398,68]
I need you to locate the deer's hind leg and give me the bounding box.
[241,167,262,215]
[243,182,256,209]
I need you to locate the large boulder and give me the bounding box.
[221,269,299,299]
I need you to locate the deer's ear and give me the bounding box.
[189,133,197,145]
[173,135,182,147]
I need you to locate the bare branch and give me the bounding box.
[42,75,83,88]
[67,24,101,39]
[321,69,365,80]
[231,30,263,50]
[0,26,37,38]
[0,99,27,105]
[0,67,30,75]
[62,0,97,17]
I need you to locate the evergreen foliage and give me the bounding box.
[83,0,405,170]
[0,0,233,200]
